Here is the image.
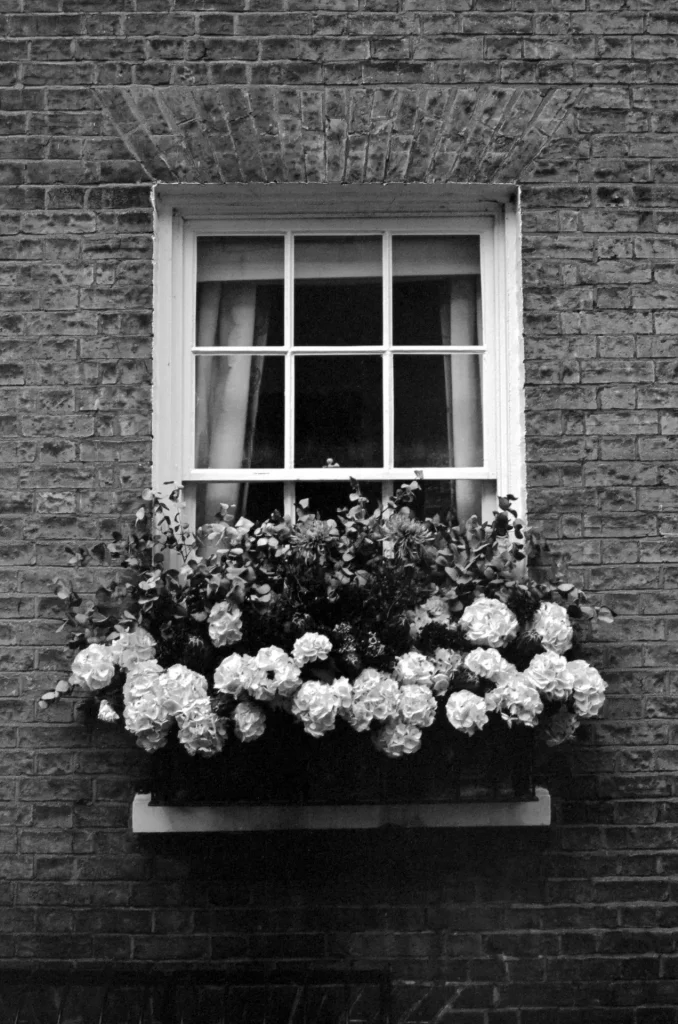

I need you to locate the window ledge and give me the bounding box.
[132,788,550,832]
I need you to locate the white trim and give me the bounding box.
[132,788,551,832]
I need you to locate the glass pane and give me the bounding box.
[393,236,480,347]
[195,481,284,528]
[295,356,383,468]
[196,237,284,347]
[295,480,383,520]
[394,354,483,468]
[394,478,486,526]
[294,237,382,347]
[195,354,284,469]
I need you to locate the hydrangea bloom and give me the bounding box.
[393,651,436,688]
[292,632,332,666]
[232,701,267,743]
[207,600,243,647]
[485,676,543,727]
[460,597,519,649]
[531,602,573,655]
[160,664,208,716]
[110,627,156,670]
[568,660,607,718]
[445,689,488,736]
[254,646,302,697]
[176,696,227,756]
[348,669,399,731]
[464,647,512,684]
[213,652,248,699]
[398,684,437,728]
[123,658,164,704]
[523,651,574,702]
[70,643,116,692]
[291,680,340,737]
[431,648,462,695]
[544,707,580,746]
[97,699,119,723]
[373,720,422,758]
[123,690,172,753]
[331,677,353,715]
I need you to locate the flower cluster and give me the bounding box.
[42,484,612,764]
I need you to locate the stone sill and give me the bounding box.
[132,787,550,832]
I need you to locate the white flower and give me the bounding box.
[123,690,172,752]
[408,606,431,638]
[464,647,512,683]
[460,597,519,649]
[349,669,399,731]
[424,595,450,620]
[71,643,116,692]
[254,646,302,697]
[398,685,437,728]
[213,652,248,699]
[373,720,422,758]
[176,696,227,757]
[123,658,164,704]
[431,648,462,695]
[208,600,243,647]
[232,701,266,743]
[331,677,353,714]
[160,664,208,715]
[544,707,580,746]
[445,690,488,736]
[531,602,574,655]
[568,660,607,718]
[524,651,574,702]
[485,675,543,727]
[242,654,279,702]
[97,700,119,724]
[291,680,339,737]
[110,627,156,669]
[292,632,332,666]
[394,651,436,688]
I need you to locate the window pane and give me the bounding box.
[394,478,486,526]
[295,356,383,468]
[294,237,382,347]
[195,481,284,528]
[195,354,284,469]
[196,237,284,347]
[394,354,483,468]
[295,480,383,520]
[393,236,480,347]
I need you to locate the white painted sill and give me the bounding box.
[132,787,550,832]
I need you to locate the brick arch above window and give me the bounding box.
[95,84,582,186]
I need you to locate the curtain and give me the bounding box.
[195,283,270,525]
[440,277,483,525]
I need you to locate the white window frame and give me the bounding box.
[153,185,525,523]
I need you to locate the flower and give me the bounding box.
[398,684,437,728]
[523,651,574,702]
[110,626,156,669]
[160,664,208,715]
[373,720,422,758]
[291,680,340,737]
[292,632,332,666]
[544,707,580,746]
[70,643,116,692]
[445,690,488,736]
[485,675,543,727]
[348,669,399,731]
[531,602,573,655]
[123,690,172,753]
[97,700,119,724]
[393,651,436,688]
[213,652,248,699]
[464,647,512,684]
[177,696,227,756]
[431,648,462,695]
[331,677,353,714]
[232,701,266,743]
[568,660,607,718]
[460,597,519,649]
[254,646,301,697]
[208,600,243,647]
[123,658,164,704]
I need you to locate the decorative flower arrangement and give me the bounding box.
[41,482,612,767]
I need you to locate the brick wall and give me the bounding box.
[2,1,678,1020]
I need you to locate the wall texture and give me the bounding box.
[2,1,678,1020]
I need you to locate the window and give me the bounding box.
[154,186,523,527]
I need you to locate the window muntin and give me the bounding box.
[155,199,521,530]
